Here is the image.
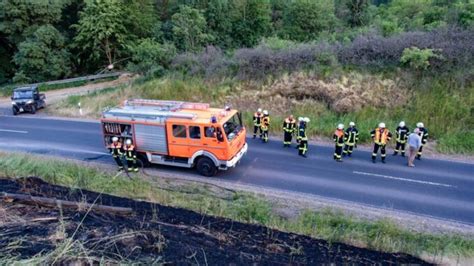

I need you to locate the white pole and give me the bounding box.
[78,102,83,116]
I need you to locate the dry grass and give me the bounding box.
[227,72,410,115]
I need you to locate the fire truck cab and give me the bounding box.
[101,99,248,176]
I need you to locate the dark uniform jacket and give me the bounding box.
[344,127,359,145]
[395,126,410,143]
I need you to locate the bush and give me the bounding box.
[13,25,71,83]
[127,39,176,76]
[400,46,443,71]
[338,27,474,71]
[172,27,473,82]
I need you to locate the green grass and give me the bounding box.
[0,152,473,260]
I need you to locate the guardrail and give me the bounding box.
[24,72,127,87]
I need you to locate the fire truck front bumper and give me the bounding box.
[219,143,248,170]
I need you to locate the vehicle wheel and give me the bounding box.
[12,108,17,116]
[30,105,36,114]
[196,157,217,177]
[137,153,151,167]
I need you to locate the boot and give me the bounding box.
[372,158,376,163]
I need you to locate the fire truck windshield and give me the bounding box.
[223,113,243,141]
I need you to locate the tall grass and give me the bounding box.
[0,152,473,259]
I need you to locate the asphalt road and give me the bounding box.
[1,115,473,225]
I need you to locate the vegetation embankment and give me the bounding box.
[0,152,472,262]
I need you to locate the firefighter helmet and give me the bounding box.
[298,117,304,121]
[379,122,386,128]
[125,139,132,145]
[112,137,119,142]
[349,121,355,127]
[263,110,269,115]
[257,108,262,113]
[337,124,344,130]
[399,121,405,127]
[417,122,424,128]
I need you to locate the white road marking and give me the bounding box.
[0,129,28,134]
[353,171,455,188]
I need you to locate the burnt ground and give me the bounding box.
[0,177,431,265]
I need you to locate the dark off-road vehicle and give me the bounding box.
[11,86,46,115]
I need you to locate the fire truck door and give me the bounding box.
[202,125,225,159]
[167,124,189,157]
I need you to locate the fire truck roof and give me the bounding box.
[102,99,236,125]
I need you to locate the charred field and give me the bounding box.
[0,177,431,264]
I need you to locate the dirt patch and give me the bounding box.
[228,72,409,115]
[0,177,430,264]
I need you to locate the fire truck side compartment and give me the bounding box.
[134,124,168,155]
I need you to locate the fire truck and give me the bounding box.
[100,99,248,176]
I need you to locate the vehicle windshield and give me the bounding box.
[223,112,243,141]
[13,90,33,99]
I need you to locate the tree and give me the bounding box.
[13,25,71,83]
[282,0,337,42]
[400,46,443,71]
[346,0,371,27]
[229,0,272,47]
[127,38,176,76]
[457,2,474,28]
[171,5,213,51]
[73,0,129,67]
[205,0,233,48]
[0,0,65,45]
[0,0,67,83]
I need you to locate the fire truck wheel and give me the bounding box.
[137,153,150,167]
[196,157,217,177]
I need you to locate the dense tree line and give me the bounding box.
[0,0,473,84]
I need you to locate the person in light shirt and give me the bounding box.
[407,128,422,167]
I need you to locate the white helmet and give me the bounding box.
[349,121,355,127]
[304,117,310,123]
[399,121,405,127]
[125,139,132,145]
[337,123,344,130]
[417,122,424,128]
[378,122,386,128]
[112,137,119,142]
[263,110,268,115]
[298,117,304,122]
[257,108,262,113]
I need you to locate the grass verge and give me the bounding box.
[0,152,472,260]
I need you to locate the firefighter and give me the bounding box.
[253,108,263,139]
[124,139,138,172]
[283,115,296,147]
[109,137,124,171]
[261,110,270,143]
[294,117,303,149]
[416,122,429,160]
[393,121,409,157]
[333,124,345,162]
[370,123,392,163]
[343,121,359,157]
[298,117,309,157]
